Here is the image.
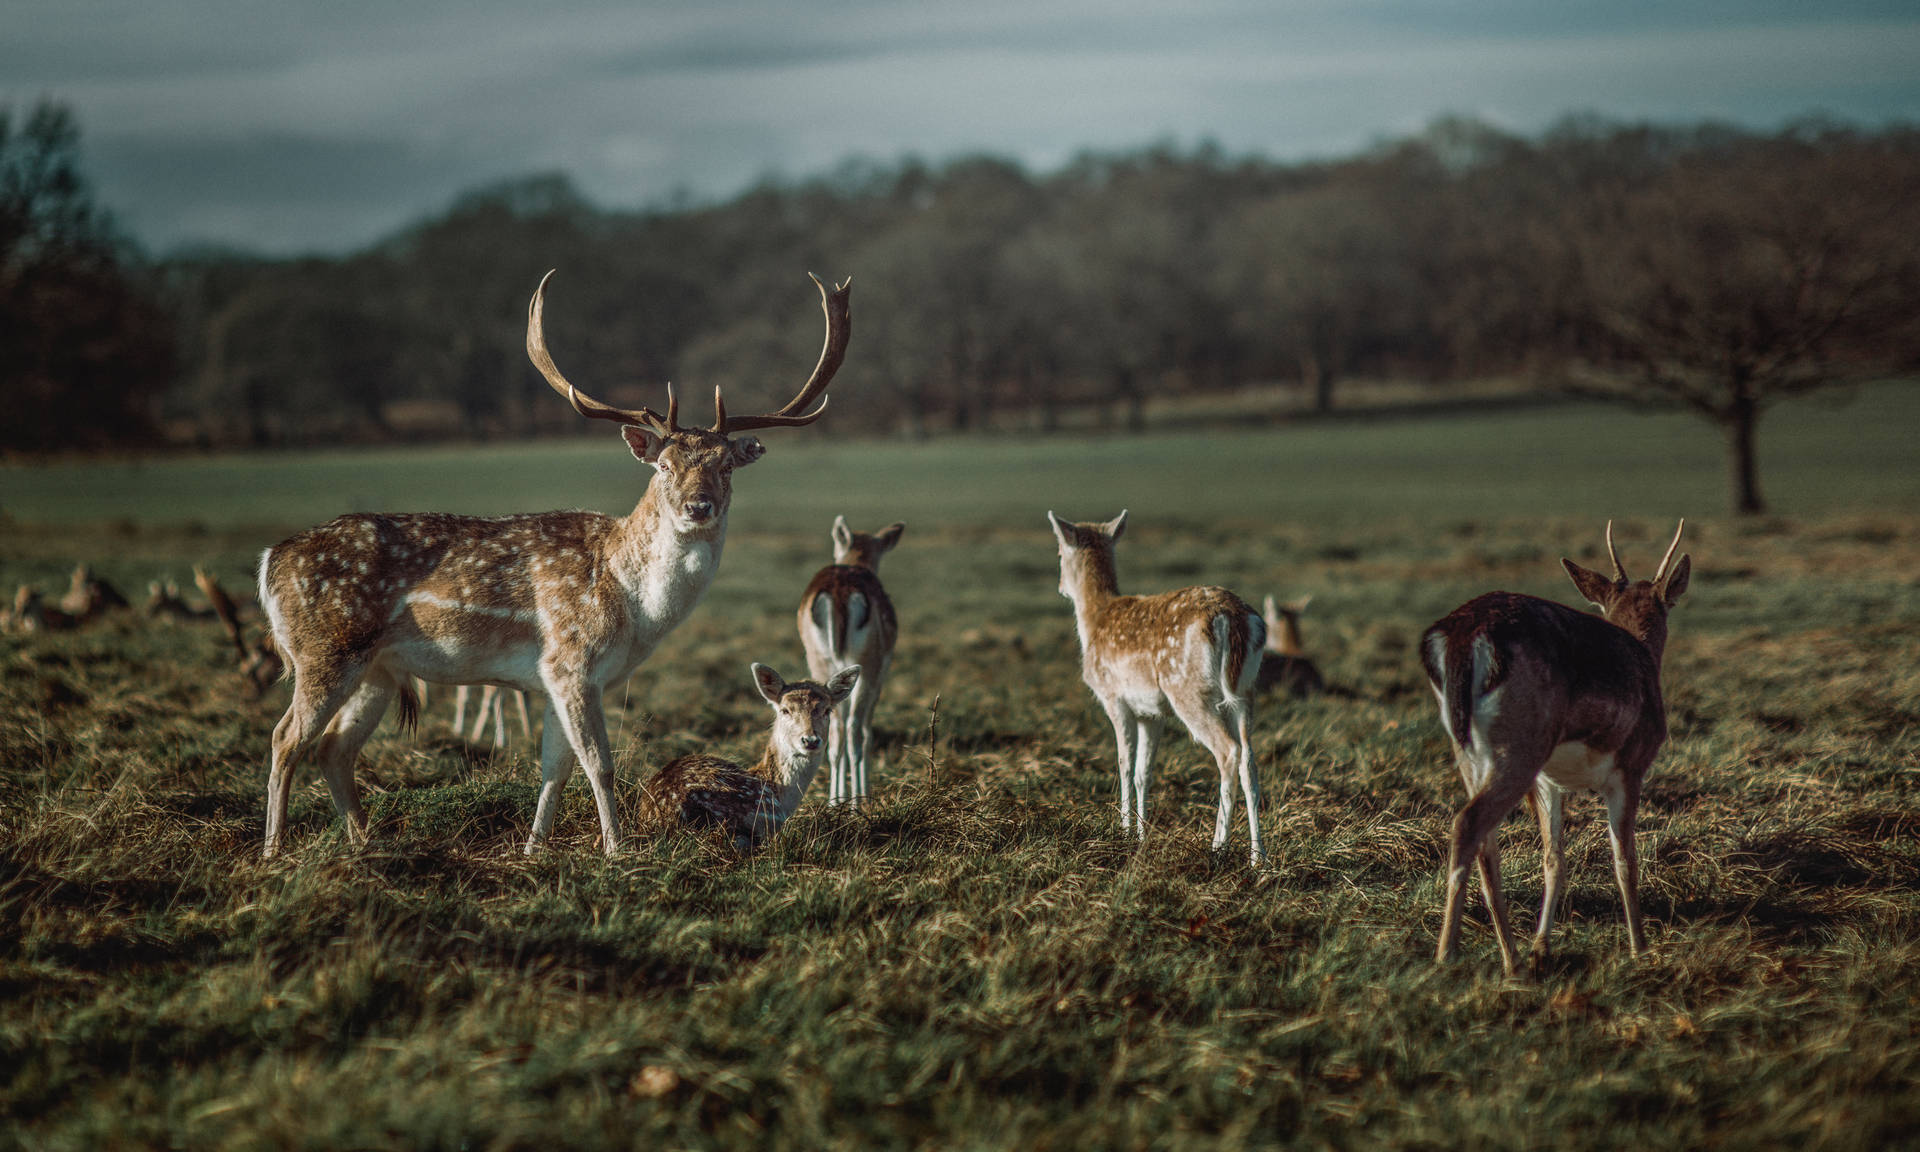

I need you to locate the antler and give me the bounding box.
[1653,519,1686,583]
[1604,520,1629,584]
[526,271,676,433]
[712,273,852,434]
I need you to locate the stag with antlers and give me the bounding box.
[258,272,851,858]
[1421,521,1690,975]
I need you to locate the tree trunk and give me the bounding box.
[1726,397,1765,515]
[1301,353,1335,414]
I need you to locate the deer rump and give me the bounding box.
[801,565,897,666]
[1420,591,1665,766]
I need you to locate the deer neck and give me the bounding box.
[608,484,728,625]
[1064,553,1121,649]
[752,741,821,819]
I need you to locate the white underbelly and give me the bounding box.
[1539,741,1618,793]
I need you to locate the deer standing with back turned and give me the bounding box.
[1421,520,1690,975]
[1050,511,1268,864]
[257,271,851,858]
[798,516,903,806]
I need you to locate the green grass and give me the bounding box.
[3,393,1919,1149]
[4,383,1917,532]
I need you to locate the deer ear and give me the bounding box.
[622,425,666,463]
[729,436,766,468]
[1659,554,1691,606]
[1047,511,1075,549]
[1285,595,1312,614]
[1105,509,1128,540]
[1562,558,1617,611]
[1262,595,1278,621]
[832,515,853,554]
[750,662,785,705]
[875,522,905,552]
[826,666,861,703]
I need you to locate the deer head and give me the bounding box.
[527,270,852,531]
[1561,520,1691,659]
[1047,509,1128,600]
[831,516,906,570]
[752,662,859,767]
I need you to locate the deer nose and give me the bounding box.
[799,734,822,752]
[683,499,715,523]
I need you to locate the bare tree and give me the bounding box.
[1556,126,1920,513]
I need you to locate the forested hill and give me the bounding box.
[9,109,1920,453]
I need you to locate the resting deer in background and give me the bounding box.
[1254,595,1325,698]
[199,566,284,697]
[60,564,129,618]
[638,664,859,853]
[798,516,904,806]
[258,270,851,858]
[1421,520,1690,976]
[1049,511,1269,864]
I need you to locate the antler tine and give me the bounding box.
[1654,519,1686,583]
[709,384,726,433]
[1605,520,1629,583]
[716,273,852,434]
[527,270,672,431]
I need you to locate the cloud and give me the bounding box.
[7,1,1918,254]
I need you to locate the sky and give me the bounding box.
[6,0,1919,256]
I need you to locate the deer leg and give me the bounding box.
[825,701,849,806]
[512,690,533,739]
[1601,773,1647,958]
[1103,701,1136,835]
[453,685,471,736]
[526,701,578,853]
[1437,756,1534,967]
[543,678,622,856]
[1230,699,1264,867]
[313,674,398,847]
[848,672,880,805]
[1475,829,1522,977]
[489,687,507,747]
[1132,715,1163,843]
[264,663,366,859]
[1530,780,1568,972]
[1173,694,1264,864]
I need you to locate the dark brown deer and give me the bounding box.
[797,516,904,806]
[1049,510,1268,864]
[1420,521,1690,975]
[258,271,851,858]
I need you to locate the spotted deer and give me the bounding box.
[1049,511,1268,864]
[798,516,904,806]
[638,664,858,853]
[1255,594,1325,698]
[1421,520,1690,975]
[258,271,851,858]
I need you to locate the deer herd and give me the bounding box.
[8,270,1697,976]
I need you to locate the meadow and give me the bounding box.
[3,386,1918,1149]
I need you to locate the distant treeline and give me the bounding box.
[7,106,1920,503]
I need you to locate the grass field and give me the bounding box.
[3,388,1919,1149]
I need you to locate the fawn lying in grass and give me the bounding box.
[638,663,859,853]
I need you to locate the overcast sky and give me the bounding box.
[7,1,1918,256]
